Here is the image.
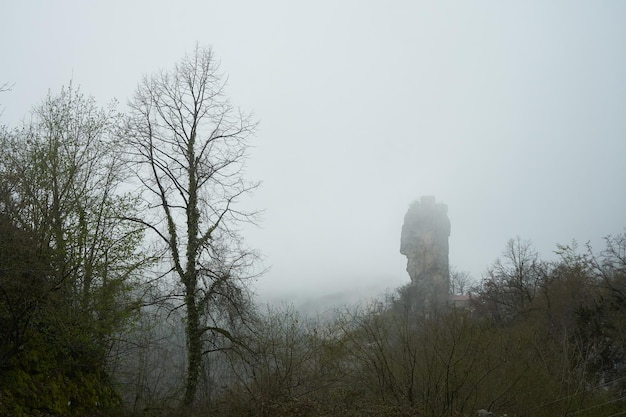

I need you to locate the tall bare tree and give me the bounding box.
[126,46,259,407]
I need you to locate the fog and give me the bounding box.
[3,1,626,305]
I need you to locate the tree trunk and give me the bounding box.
[183,127,201,407]
[183,283,202,407]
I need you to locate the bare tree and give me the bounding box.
[474,237,541,323]
[449,267,473,295]
[126,45,259,408]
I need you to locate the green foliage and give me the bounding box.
[0,84,147,416]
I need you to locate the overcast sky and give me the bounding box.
[3,1,626,304]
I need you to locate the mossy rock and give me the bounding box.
[0,365,121,416]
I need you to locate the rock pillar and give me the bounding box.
[400,196,451,309]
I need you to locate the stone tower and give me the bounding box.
[400,196,451,309]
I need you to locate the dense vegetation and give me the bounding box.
[1,49,625,417]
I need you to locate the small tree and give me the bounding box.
[474,237,541,323]
[126,45,259,407]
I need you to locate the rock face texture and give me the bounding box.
[400,196,451,309]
